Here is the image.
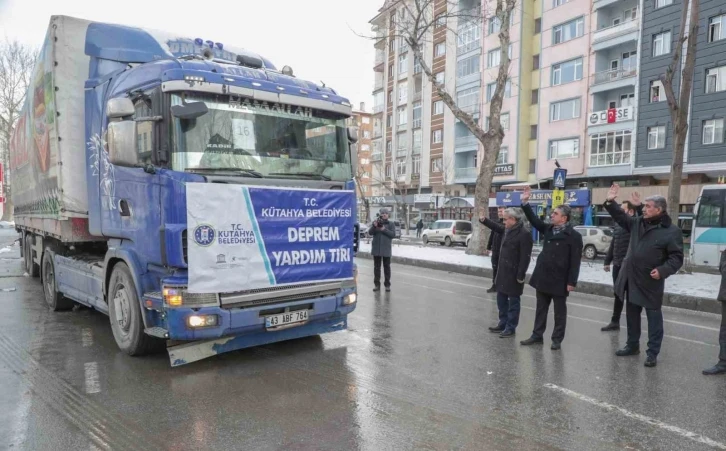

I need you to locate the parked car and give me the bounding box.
[357,223,370,239]
[573,226,613,260]
[422,220,472,247]
[392,221,403,239]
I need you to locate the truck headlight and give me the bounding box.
[187,315,219,328]
[343,293,357,305]
[163,285,219,308]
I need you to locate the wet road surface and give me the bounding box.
[0,231,724,450]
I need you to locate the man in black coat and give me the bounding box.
[519,186,583,350]
[485,207,506,293]
[604,184,684,367]
[703,249,726,375]
[368,208,396,292]
[602,197,642,331]
[480,207,533,338]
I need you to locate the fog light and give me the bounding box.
[343,293,357,305]
[187,315,218,328]
[163,287,183,307]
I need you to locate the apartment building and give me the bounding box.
[347,104,373,221]
[368,0,726,224]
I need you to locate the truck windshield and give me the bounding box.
[170,93,352,181]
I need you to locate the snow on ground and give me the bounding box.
[359,242,722,299]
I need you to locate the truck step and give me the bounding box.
[144,291,162,300]
[144,327,169,339]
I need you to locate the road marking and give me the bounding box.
[544,383,726,450]
[84,362,101,394]
[360,264,721,332]
[396,280,719,348]
[81,328,94,348]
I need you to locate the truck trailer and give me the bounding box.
[10,16,359,366]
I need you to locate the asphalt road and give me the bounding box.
[0,232,724,450]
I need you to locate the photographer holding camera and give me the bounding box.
[369,208,396,292]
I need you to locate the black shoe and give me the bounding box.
[385,286,391,292]
[615,345,640,356]
[488,325,505,333]
[702,363,726,375]
[644,355,657,367]
[373,286,381,292]
[499,330,515,338]
[601,322,620,332]
[551,342,561,350]
[486,287,497,293]
[520,337,544,346]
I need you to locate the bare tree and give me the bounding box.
[368,0,516,254]
[370,155,414,227]
[660,0,699,220]
[353,156,371,222]
[0,40,37,220]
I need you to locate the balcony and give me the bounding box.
[373,127,383,138]
[412,144,422,154]
[455,134,479,153]
[412,118,422,129]
[371,152,383,161]
[594,0,626,11]
[590,68,637,93]
[457,72,481,87]
[373,104,385,114]
[592,19,639,51]
[587,106,636,131]
[460,103,480,115]
[454,167,478,183]
[413,90,422,102]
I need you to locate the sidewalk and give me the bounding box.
[356,242,722,314]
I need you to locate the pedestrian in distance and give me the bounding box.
[519,186,583,350]
[601,194,643,331]
[604,184,684,367]
[703,249,726,375]
[480,207,533,338]
[485,207,506,293]
[416,218,424,239]
[369,208,396,292]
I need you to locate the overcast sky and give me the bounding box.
[0,0,379,110]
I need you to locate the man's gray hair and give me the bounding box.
[503,207,524,223]
[555,204,572,221]
[644,195,667,212]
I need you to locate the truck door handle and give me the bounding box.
[119,199,131,217]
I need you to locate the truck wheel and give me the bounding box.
[108,263,160,356]
[584,245,597,260]
[42,249,74,311]
[24,237,39,277]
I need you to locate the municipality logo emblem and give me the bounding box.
[193,225,216,246]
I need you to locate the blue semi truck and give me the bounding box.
[10,16,360,366]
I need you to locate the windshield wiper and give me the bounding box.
[268,172,332,181]
[185,167,263,178]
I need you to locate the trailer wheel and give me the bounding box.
[108,262,160,356]
[24,237,39,277]
[42,249,74,311]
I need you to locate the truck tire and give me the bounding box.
[42,249,74,311]
[24,237,39,277]
[108,263,161,356]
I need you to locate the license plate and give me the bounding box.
[265,310,310,328]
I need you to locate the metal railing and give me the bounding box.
[593,17,639,43]
[454,167,478,180]
[591,67,637,85]
[412,118,422,129]
[455,135,478,148]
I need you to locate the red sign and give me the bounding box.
[607,108,616,123]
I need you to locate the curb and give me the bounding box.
[356,251,721,315]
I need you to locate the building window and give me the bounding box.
[435,71,445,84]
[501,113,510,131]
[650,80,666,102]
[530,125,538,140]
[487,48,501,68]
[709,14,726,42]
[497,147,509,164]
[389,64,394,78]
[653,32,671,57]
[396,158,407,176]
[398,53,408,76]
[433,100,444,115]
[385,164,391,178]
[431,157,443,173]
[397,107,407,125]
[457,55,480,78]
[647,126,666,149]
[362,117,370,124]
[432,129,443,144]
[388,89,393,104]
[386,140,392,154]
[551,58,583,85]
[531,89,539,104]
[533,54,540,70]
[620,93,635,107]
[398,81,408,105]
[435,14,446,28]
[457,23,481,53]
[486,80,511,101]
[553,17,584,45]
[489,17,501,35]
[589,131,632,166]
[550,98,581,122]
[412,101,422,128]
[397,132,408,153]
[655,0,673,8]
[412,156,421,174]
[703,119,725,145]
[534,18,542,34]
[706,66,726,94]
[457,87,480,113]
[386,114,392,128]
[435,42,446,57]
[548,138,579,159]
[553,0,571,6]
[529,159,536,173]
[413,129,422,151]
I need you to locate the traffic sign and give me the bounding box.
[552,189,565,209]
[553,168,567,189]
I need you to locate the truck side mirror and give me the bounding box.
[350,144,358,176]
[107,98,135,119]
[107,121,138,167]
[171,102,208,120]
[347,126,359,143]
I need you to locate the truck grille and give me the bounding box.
[220,282,342,309]
[182,229,188,264]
